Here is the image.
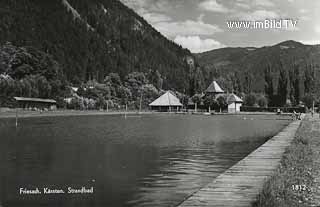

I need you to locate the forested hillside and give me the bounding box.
[196,40,320,107]
[0,0,194,90]
[0,0,202,108]
[1,0,320,109]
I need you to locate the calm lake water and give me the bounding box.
[0,114,290,207]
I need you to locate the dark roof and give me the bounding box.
[205,81,224,93]
[14,97,57,104]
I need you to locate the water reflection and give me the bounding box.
[0,114,290,207]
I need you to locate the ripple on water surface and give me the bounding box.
[0,114,290,207]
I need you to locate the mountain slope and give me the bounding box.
[0,0,193,91]
[196,40,320,96]
[195,40,320,107]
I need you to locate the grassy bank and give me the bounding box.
[253,115,319,207]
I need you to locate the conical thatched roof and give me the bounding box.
[149,91,182,106]
[227,93,243,104]
[205,81,224,93]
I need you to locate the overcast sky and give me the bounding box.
[120,0,320,53]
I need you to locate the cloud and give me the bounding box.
[121,0,222,40]
[234,0,275,10]
[315,26,320,34]
[300,40,320,45]
[120,0,180,13]
[154,19,223,38]
[143,13,172,23]
[254,0,275,7]
[174,35,225,53]
[299,9,308,14]
[120,0,147,10]
[235,2,251,9]
[199,0,230,13]
[234,10,279,20]
[148,1,176,12]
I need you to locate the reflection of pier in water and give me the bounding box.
[127,146,248,207]
[178,119,302,207]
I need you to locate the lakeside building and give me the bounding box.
[205,81,224,97]
[14,97,57,110]
[226,93,243,113]
[205,81,243,113]
[149,91,183,112]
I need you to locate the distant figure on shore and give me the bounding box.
[311,110,314,117]
[277,108,281,115]
[292,110,297,120]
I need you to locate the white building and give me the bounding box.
[227,93,243,113]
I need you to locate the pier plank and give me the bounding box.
[178,120,302,207]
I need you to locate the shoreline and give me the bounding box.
[0,110,158,119]
[0,110,293,119]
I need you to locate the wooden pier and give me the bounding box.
[178,119,302,207]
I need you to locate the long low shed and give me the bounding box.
[14,97,57,110]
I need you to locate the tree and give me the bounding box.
[277,68,288,106]
[294,65,301,105]
[203,95,217,111]
[244,72,253,94]
[217,95,227,110]
[109,73,122,86]
[288,68,296,106]
[302,93,315,108]
[257,94,268,107]
[244,93,257,107]
[189,67,205,96]
[264,65,274,106]
[191,94,202,105]
[36,75,52,98]
[304,64,316,94]
[118,86,132,105]
[140,84,159,108]
[148,70,163,90]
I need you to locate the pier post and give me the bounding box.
[125,104,127,119]
[15,108,18,128]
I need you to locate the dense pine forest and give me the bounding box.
[0,0,320,110]
[0,0,197,108]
